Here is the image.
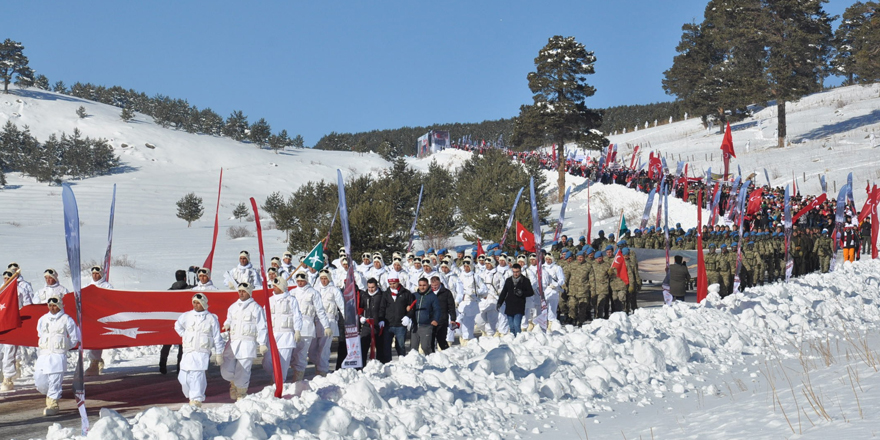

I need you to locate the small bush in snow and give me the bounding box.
[227,226,253,239]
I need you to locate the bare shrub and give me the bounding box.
[227,226,254,239]
[422,233,453,252]
[112,254,136,268]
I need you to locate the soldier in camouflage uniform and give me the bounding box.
[590,251,611,320]
[704,243,724,292]
[623,247,640,313]
[813,228,833,273]
[742,241,763,289]
[563,250,591,324]
[723,243,737,296]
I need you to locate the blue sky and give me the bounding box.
[4,0,852,146]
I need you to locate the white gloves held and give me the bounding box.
[324,328,333,337]
[360,316,367,324]
[401,316,412,327]
[259,345,268,356]
[294,331,302,343]
[379,321,385,329]
[212,354,223,366]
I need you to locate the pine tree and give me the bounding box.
[262,191,286,217]
[34,74,49,90]
[233,202,249,222]
[268,129,291,154]
[176,193,205,227]
[0,39,33,94]
[120,107,135,122]
[52,81,67,94]
[76,106,87,119]
[417,160,458,245]
[0,168,5,187]
[456,149,548,245]
[512,36,605,202]
[764,0,834,148]
[249,118,271,148]
[222,110,249,141]
[291,134,305,149]
[849,2,880,82]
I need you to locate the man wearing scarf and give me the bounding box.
[174,292,225,407]
[34,293,78,416]
[220,282,268,401]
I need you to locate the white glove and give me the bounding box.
[294,331,302,343]
[360,316,366,324]
[324,328,333,337]
[259,345,268,355]
[401,316,412,327]
[212,354,223,366]
[379,321,385,329]
[549,283,558,290]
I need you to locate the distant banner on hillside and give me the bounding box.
[416,130,450,157]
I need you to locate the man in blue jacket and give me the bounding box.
[408,278,440,355]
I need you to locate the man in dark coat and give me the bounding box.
[668,255,691,302]
[160,269,190,374]
[380,277,414,362]
[408,278,440,355]
[496,264,535,336]
[358,278,386,366]
[430,275,456,351]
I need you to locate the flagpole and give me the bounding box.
[614,209,624,241]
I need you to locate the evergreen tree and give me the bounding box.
[223,110,249,141]
[199,108,224,136]
[249,118,271,147]
[262,191,286,217]
[52,81,67,94]
[120,107,135,122]
[0,39,33,94]
[417,160,458,245]
[0,168,5,187]
[76,106,87,119]
[832,2,876,84]
[456,149,548,245]
[34,74,50,90]
[512,36,605,202]
[176,192,205,227]
[291,134,305,149]
[268,129,292,153]
[848,2,880,82]
[233,202,249,222]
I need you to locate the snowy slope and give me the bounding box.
[0,87,392,290]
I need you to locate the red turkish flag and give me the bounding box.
[0,278,21,333]
[746,188,764,216]
[720,122,736,158]
[476,240,485,257]
[0,285,270,349]
[611,250,629,285]
[516,221,536,252]
[793,193,827,224]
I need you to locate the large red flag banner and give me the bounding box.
[611,250,629,285]
[720,122,735,181]
[516,221,536,252]
[696,191,709,302]
[0,277,20,333]
[0,286,265,349]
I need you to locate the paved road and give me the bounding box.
[0,286,691,439]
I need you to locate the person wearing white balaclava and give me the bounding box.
[220,281,268,401]
[34,268,68,305]
[1,265,33,391]
[308,270,344,376]
[34,294,78,416]
[223,251,262,290]
[455,261,484,345]
[290,272,332,382]
[192,268,218,291]
[175,292,224,407]
[85,266,113,377]
[262,276,303,383]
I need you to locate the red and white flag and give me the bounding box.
[611,250,629,285]
[720,122,735,180]
[0,277,21,333]
[516,221,536,252]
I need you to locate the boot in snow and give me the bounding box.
[44,397,59,416]
[85,360,101,376]
[0,378,13,391]
[229,382,238,400]
[189,400,202,408]
[236,386,247,401]
[292,370,305,383]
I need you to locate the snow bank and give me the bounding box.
[57,259,880,440]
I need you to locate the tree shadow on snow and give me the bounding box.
[10,88,90,104]
[794,109,880,142]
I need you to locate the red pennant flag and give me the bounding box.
[516,221,536,252]
[476,240,485,256]
[696,191,708,302]
[0,277,21,333]
[611,250,629,285]
[630,145,639,169]
[792,193,827,224]
[871,185,878,260]
[746,188,764,216]
[857,186,880,225]
[720,122,735,180]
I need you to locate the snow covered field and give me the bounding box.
[1,84,879,439]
